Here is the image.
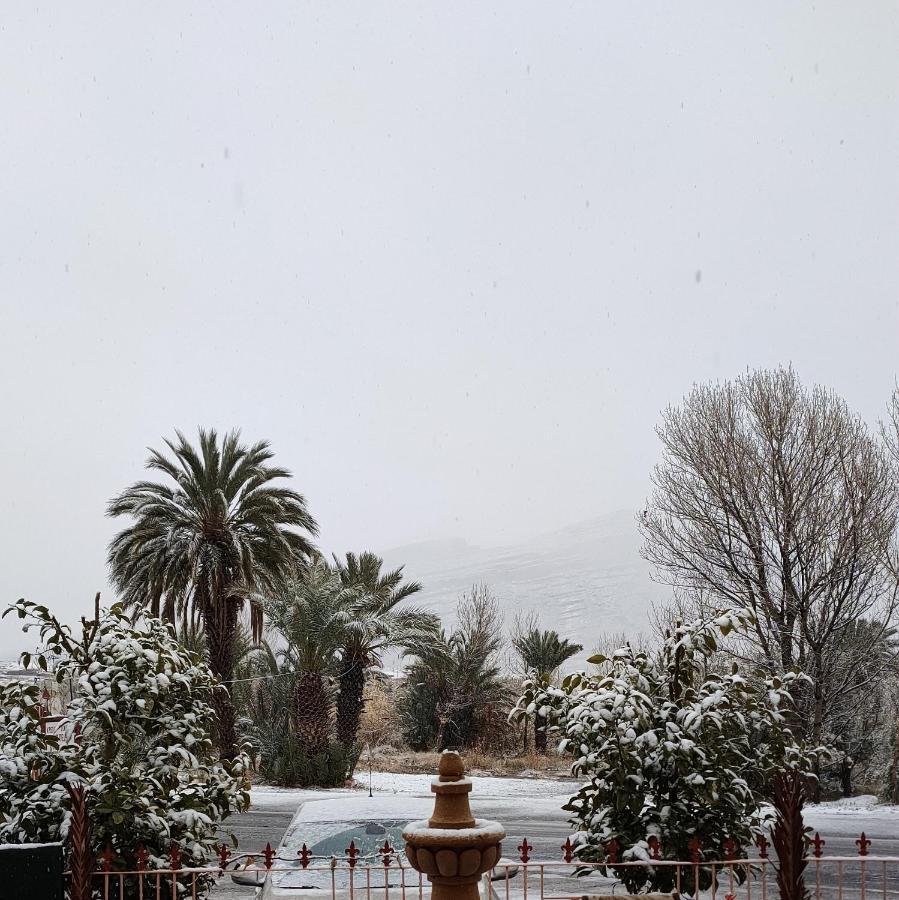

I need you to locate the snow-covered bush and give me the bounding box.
[513,610,812,895]
[0,599,250,896]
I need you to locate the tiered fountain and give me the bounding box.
[403,751,506,900]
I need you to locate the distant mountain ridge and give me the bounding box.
[379,510,669,666]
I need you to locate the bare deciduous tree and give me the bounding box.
[640,368,899,795]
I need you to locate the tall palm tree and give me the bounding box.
[263,563,355,755]
[332,551,437,747]
[512,624,582,752]
[107,428,318,759]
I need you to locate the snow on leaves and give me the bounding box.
[513,609,812,894]
[0,600,249,892]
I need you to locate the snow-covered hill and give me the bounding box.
[379,510,669,666]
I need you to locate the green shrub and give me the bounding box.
[258,736,359,787]
[515,610,814,895]
[0,600,249,898]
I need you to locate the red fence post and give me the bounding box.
[604,838,619,865]
[688,836,701,864]
[723,837,737,862]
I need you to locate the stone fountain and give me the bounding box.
[403,751,506,900]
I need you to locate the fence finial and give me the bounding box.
[857,833,871,856]
[812,833,825,858]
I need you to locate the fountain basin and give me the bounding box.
[403,819,505,878]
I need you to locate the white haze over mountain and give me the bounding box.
[379,509,668,670]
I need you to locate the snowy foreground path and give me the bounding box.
[213,773,899,898]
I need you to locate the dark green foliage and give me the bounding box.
[399,678,442,751]
[259,738,360,788]
[333,551,436,746]
[262,564,355,756]
[235,634,360,787]
[400,586,508,750]
[512,626,582,676]
[512,621,582,752]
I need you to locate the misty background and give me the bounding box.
[1,3,897,658]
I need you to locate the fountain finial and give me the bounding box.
[439,750,464,780]
[429,751,475,828]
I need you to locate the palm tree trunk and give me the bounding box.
[294,672,330,755]
[534,719,548,754]
[771,769,808,900]
[336,661,365,746]
[203,597,240,761]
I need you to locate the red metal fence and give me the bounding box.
[66,830,899,900]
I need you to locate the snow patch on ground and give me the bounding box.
[809,794,883,813]
[805,794,899,826]
[249,778,899,833]
[249,786,353,810]
[363,770,575,801]
[249,771,575,822]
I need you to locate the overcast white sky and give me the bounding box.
[1,3,898,655]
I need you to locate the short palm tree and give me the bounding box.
[332,551,437,746]
[512,625,582,752]
[401,586,508,750]
[107,428,318,759]
[264,563,356,755]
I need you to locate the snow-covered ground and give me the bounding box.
[250,776,899,851]
[250,770,576,844]
[239,778,899,900]
[806,794,899,824]
[249,770,576,814]
[359,770,576,801]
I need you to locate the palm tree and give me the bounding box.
[232,632,292,756]
[263,563,355,755]
[107,428,318,759]
[332,551,437,747]
[401,586,508,750]
[512,622,582,753]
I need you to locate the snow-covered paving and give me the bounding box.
[249,771,577,822]
[252,774,899,835]
[239,779,899,900]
